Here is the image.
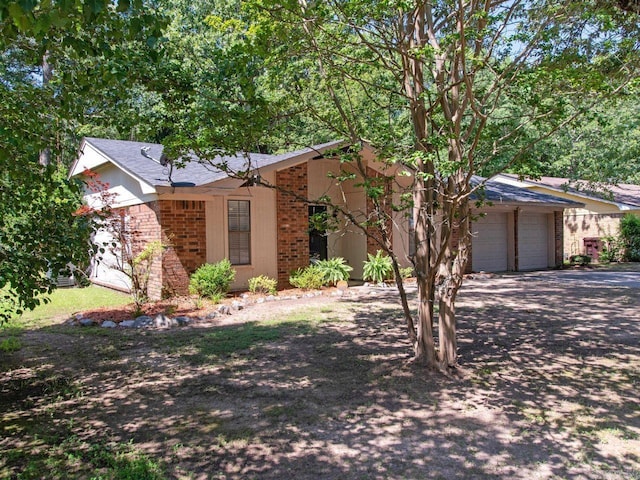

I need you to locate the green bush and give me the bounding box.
[570,254,592,266]
[315,257,353,285]
[363,250,393,284]
[620,214,640,261]
[289,265,326,290]
[248,275,278,295]
[189,260,236,299]
[399,267,414,279]
[599,236,620,264]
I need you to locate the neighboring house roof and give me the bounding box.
[73,137,345,188]
[496,174,640,211]
[472,176,584,208]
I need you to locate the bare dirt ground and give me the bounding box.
[1,265,639,479]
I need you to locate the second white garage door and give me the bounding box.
[519,213,549,270]
[472,213,508,272]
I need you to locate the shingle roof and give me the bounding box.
[83,137,344,188]
[532,176,640,208]
[81,138,582,208]
[473,176,584,207]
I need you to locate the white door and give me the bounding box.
[519,213,549,270]
[472,213,508,272]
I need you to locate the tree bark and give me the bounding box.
[39,50,53,167]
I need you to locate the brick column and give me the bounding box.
[159,200,207,296]
[128,202,163,300]
[276,163,309,287]
[514,208,519,271]
[554,210,564,267]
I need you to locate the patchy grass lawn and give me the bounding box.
[4,285,131,330]
[1,269,639,479]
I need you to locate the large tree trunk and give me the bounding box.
[437,194,471,369]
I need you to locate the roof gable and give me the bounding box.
[72,138,346,190]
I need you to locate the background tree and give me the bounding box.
[0,0,165,322]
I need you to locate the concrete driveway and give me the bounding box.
[517,263,640,288]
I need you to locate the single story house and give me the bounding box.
[493,174,640,260]
[70,138,582,299]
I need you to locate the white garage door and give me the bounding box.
[519,213,549,270]
[472,213,508,272]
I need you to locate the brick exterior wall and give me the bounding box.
[365,167,393,255]
[563,211,623,258]
[158,200,207,296]
[554,210,564,267]
[125,200,207,300]
[127,202,163,300]
[276,163,309,287]
[514,208,519,271]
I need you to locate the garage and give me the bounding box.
[472,213,509,272]
[518,212,549,270]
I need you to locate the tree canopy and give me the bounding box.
[0,0,165,322]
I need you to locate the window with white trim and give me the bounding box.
[228,200,251,265]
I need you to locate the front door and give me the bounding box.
[309,205,328,262]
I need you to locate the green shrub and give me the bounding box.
[570,254,592,266]
[620,214,640,261]
[189,260,236,299]
[315,257,353,286]
[363,250,393,284]
[399,267,414,279]
[248,275,278,295]
[289,265,326,290]
[599,236,620,264]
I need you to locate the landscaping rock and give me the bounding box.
[79,318,94,327]
[175,316,191,326]
[133,315,153,328]
[154,313,173,328]
[101,320,117,328]
[256,297,265,304]
[231,300,245,311]
[205,311,218,320]
[266,295,277,302]
[217,304,231,315]
[120,320,135,328]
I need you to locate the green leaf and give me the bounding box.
[117,0,130,12]
[17,0,38,13]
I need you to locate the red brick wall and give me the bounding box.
[365,167,393,255]
[276,163,309,287]
[127,202,163,300]
[158,200,207,296]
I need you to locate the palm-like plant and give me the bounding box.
[362,250,393,284]
[315,257,353,286]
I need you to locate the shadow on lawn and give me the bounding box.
[1,274,639,479]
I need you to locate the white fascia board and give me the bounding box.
[72,141,156,196]
[490,174,531,188]
[85,188,157,210]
